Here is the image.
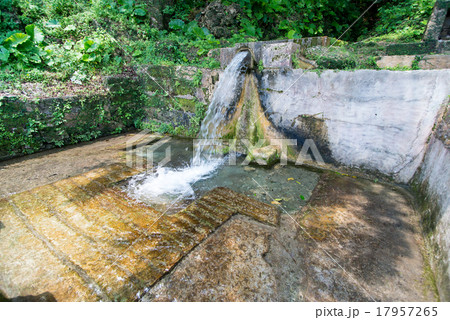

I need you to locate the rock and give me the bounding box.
[376,55,415,69]
[294,56,318,69]
[144,173,433,302]
[198,1,242,39]
[218,38,331,69]
[143,216,277,302]
[423,1,450,41]
[215,72,284,154]
[246,145,279,166]
[418,55,450,69]
[0,180,278,301]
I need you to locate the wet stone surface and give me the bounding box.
[0,162,278,301]
[0,135,435,301]
[143,173,435,302]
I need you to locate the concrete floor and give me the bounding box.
[144,173,435,301]
[0,135,436,301]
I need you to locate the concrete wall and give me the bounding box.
[218,37,331,69]
[260,69,450,183]
[414,106,450,300]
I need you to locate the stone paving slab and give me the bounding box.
[143,173,434,302]
[0,163,278,301]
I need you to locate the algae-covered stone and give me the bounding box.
[246,145,279,166]
[419,55,450,69]
[376,55,415,69]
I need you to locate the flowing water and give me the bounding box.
[193,51,250,164]
[127,52,251,210]
[125,138,319,214]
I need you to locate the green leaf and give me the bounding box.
[82,53,95,62]
[83,39,100,53]
[28,53,41,63]
[87,43,100,53]
[133,8,146,16]
[0,46,9,62]
[169,19,185,30]
[45,19,61,28]
[63,41,74,50]
[300,195,305,200]
[191,25,207,39]
[132,49,142,57]
[287,30,296,39]
[3,33,30,48]
[64,25,76,31]
[25,25,44,43]
[197,48,207,56]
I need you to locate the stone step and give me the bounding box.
[81,163,142,186]
[211,187,279,225]
[70,173,161,230]
[52,179,141,242]
[29,184,153,272]
[1,157,279,301]
[0,199,100,302]
[31,184,115,243]
[9,191,140,300]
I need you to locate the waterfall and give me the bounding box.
[127,51,251,207]
[193,51,250,164]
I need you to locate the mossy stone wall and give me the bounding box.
[0,65,218,160]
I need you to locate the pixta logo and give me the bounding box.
[126,130,171,170]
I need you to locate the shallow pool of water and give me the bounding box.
[126,138,320,214]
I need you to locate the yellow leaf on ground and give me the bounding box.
[287,178,294,181]
[271,200,281,205]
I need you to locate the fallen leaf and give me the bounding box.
[296,181,302,185]
[287,177,294,181]
[299,195,305,200]
[274,198,283,202]
[271,200,281,205]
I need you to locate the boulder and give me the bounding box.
[246,145,279,166]
[376,55,415,69]
[419,54,450,69]
[198,1,242,39]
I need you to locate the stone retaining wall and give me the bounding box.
[0,66,219,160]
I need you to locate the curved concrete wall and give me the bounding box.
[260,67,450,298]
[415,114,450,299]
[261,69,450,183]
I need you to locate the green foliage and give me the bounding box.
[1,24,45,68]
[192,69,203,87]
[221,0,375,41]
[0,0,21,37]
[257,59,264,72]
[306,45,380,70]
[0,92,146,157]
[1,0,431,82]
[372,0,435,42]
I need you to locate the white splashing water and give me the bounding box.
[127,160,222,202]
[127,51,250,207]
